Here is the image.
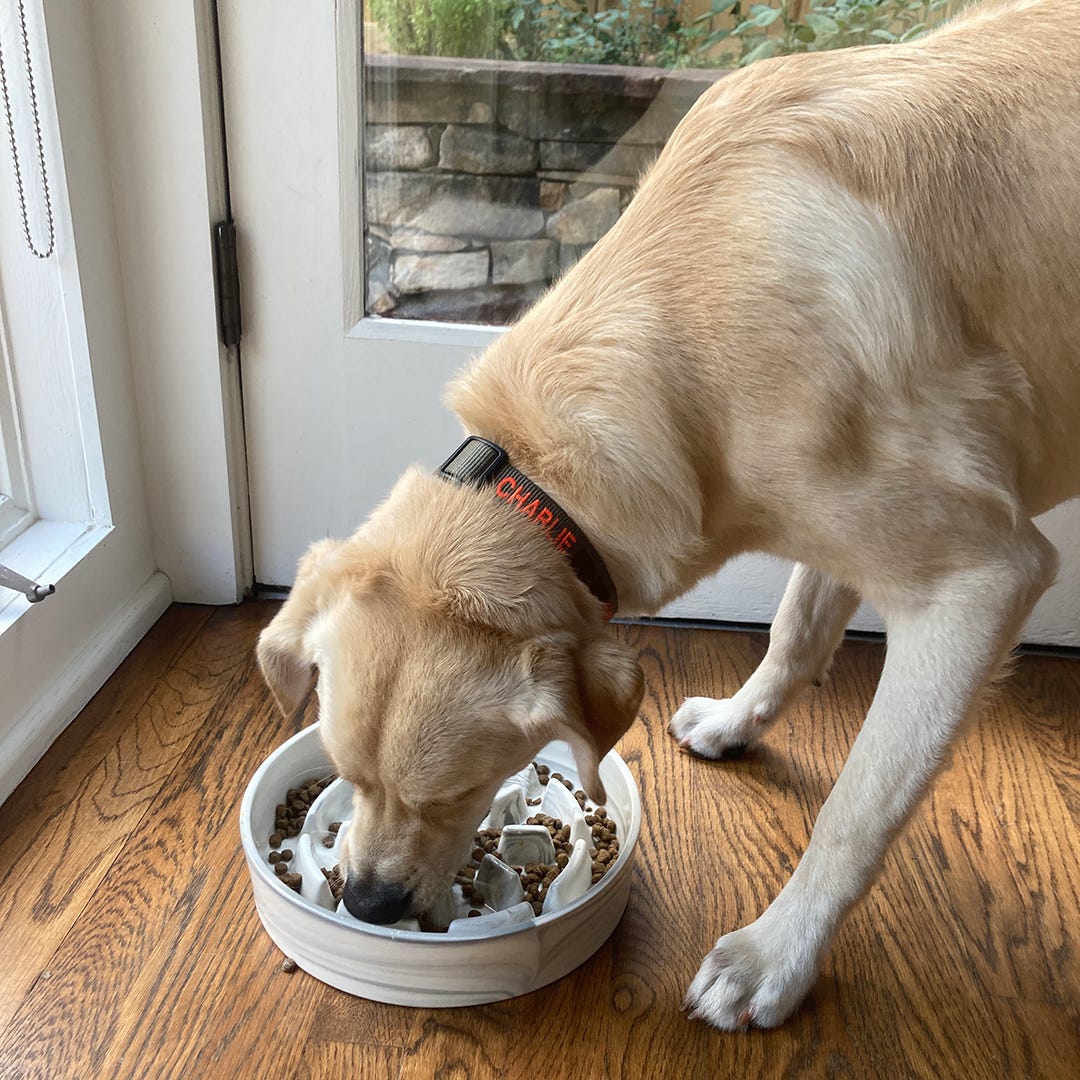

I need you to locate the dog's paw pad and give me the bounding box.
[680,740,748,762]
[669,696,768,758]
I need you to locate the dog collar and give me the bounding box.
[438,436,618,621]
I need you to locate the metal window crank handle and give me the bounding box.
[0,563,55,602]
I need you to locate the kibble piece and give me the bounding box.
[468,909,483,918]
[281,958,298,973]
[329,821,341,833]
[274,862,288,877]
[321,835,335,848]
[279,849,294,861]
[282,873,302,892]
[268,851,281,864]
[268,832,283,847]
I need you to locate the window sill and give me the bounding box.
[0,519,111,627]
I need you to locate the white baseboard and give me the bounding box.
[0,570,173,806]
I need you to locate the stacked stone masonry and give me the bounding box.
[365,55,722,324]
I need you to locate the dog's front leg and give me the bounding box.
[683,535,1057,1030]
[670,564,859,757]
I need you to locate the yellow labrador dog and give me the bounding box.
[258,0,1079,1030]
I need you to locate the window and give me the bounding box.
[361,0,962,325]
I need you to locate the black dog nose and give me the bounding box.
[341,874,412,924]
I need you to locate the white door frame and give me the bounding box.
[87,0,251,605]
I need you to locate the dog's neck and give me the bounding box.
[438,436,618,621]
[443,236,743,615]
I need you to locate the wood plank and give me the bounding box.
[0,604,212,1032]
[0,603,287,1078]
[1007,654,1080,828]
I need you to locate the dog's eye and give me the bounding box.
[448,783,487,805]
[417,784,485,812]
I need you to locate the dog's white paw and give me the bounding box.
[682,919,817,1031]
[668,695,773,758]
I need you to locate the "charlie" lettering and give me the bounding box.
[494,475,577,552]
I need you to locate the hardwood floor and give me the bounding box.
[1,601,1077,1079]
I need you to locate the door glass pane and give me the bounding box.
[362,1,963,325]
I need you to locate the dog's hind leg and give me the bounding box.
[681,524,1058,1030]
[669,564,859,758]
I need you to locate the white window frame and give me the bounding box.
[0,313,34,548]
[0,0,171,804]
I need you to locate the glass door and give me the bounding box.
[222,0,1078,643]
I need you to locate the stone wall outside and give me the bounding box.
[364,55,723,324]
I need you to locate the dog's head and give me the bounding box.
[256,468,644,925]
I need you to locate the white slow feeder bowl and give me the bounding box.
[239,722,641,1006]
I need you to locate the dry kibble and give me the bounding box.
[281,958,298,973]
[272,767,619,929]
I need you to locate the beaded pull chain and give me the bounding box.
[0,0,55,260]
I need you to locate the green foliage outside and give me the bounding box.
[369,0,966,68]
[370,0,505,58]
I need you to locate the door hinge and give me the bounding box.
[213,218,242,348]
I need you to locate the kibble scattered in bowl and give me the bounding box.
[264,774,335,894]
[457,801,619,916]
[265,761,621,928]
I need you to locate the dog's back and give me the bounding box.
[661,0,1079,499]
[452,0,1080,604]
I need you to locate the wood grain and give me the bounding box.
[0,602,1077,1079]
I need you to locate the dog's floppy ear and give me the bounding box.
[257,539,346,716]
[518,633,644,802]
